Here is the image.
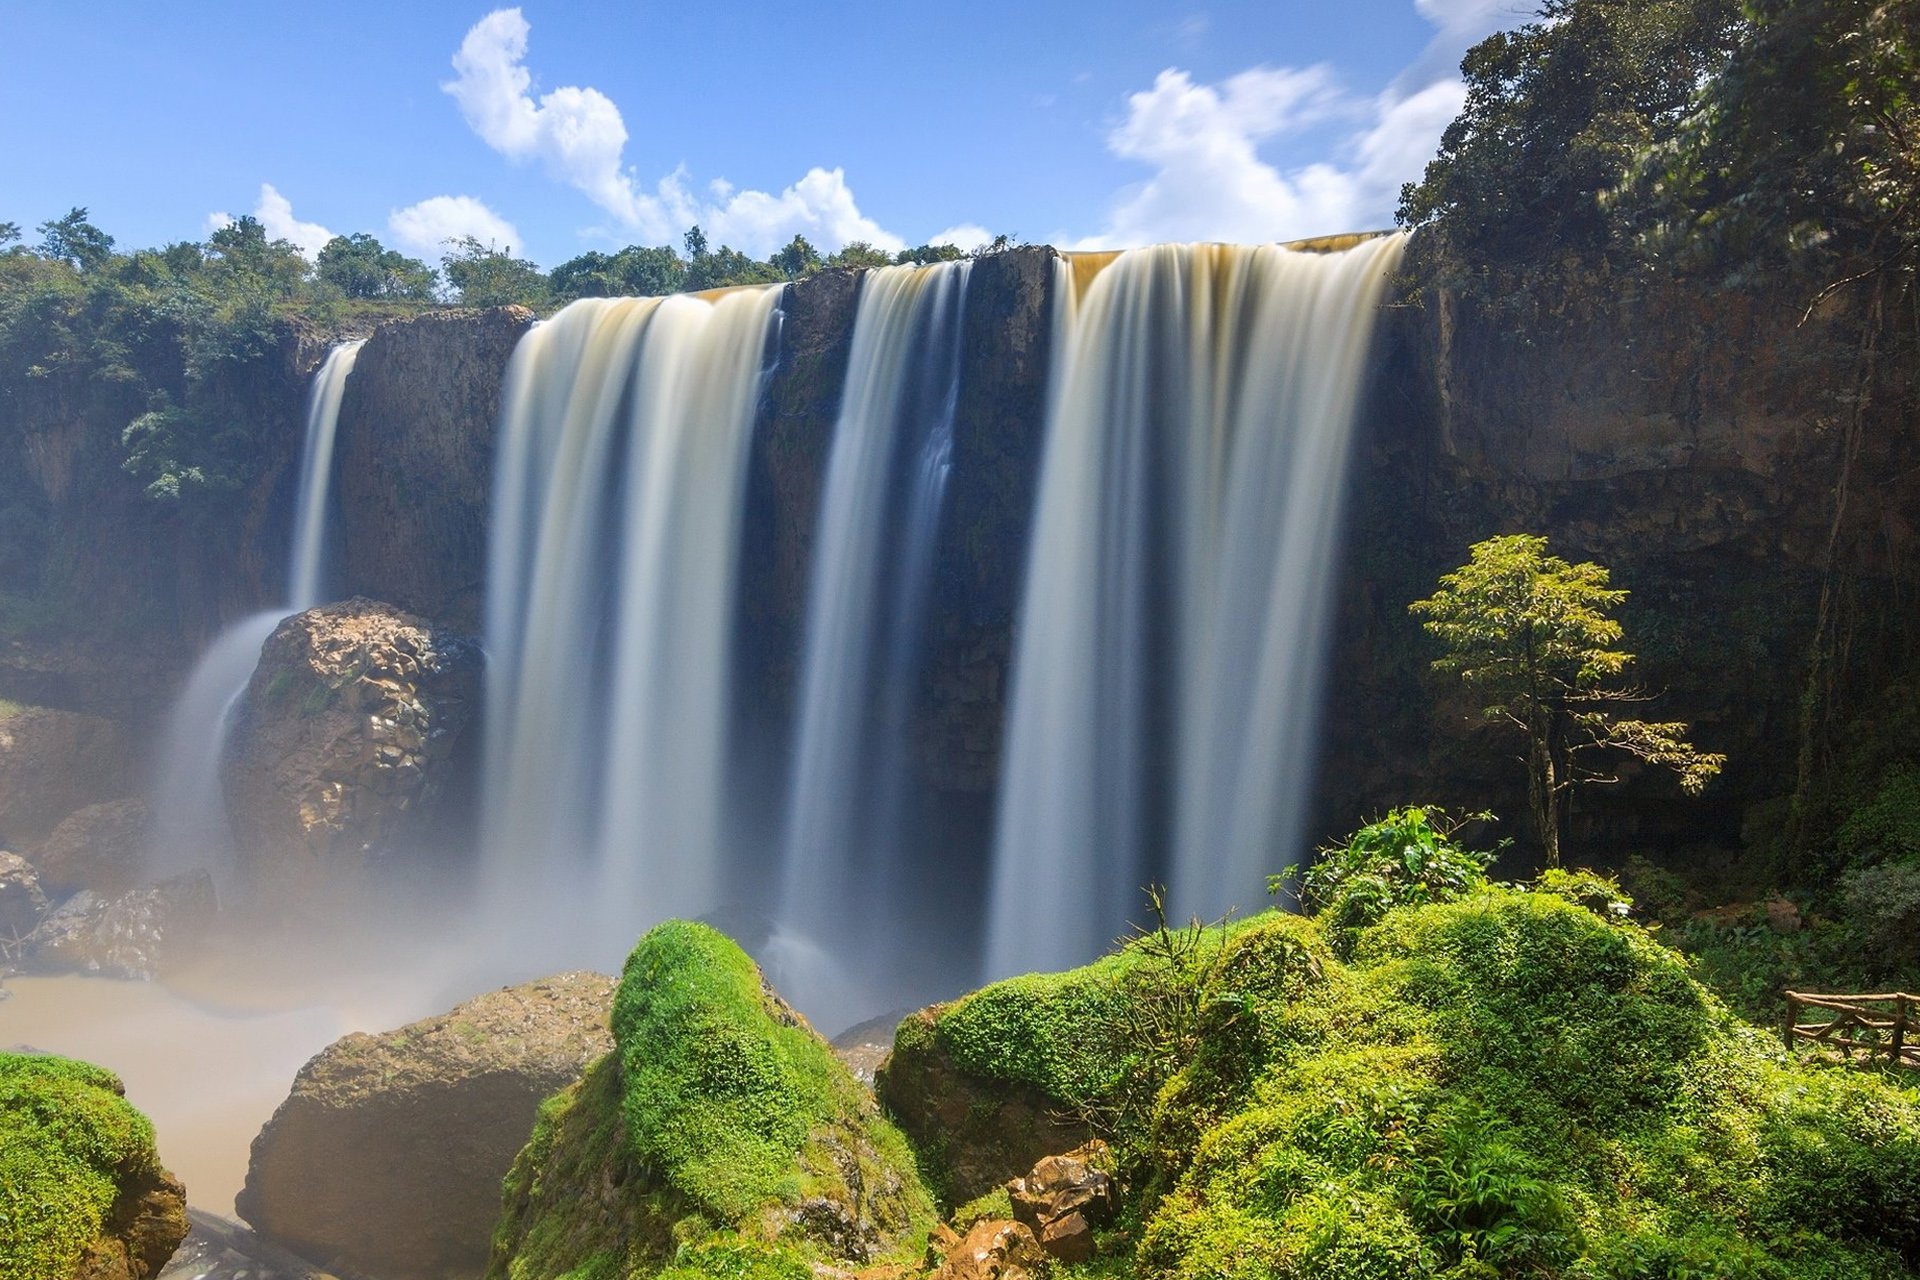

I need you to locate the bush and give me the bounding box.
[1283,806,1496,952]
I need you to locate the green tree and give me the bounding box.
[441,237,548,307]
[36,208,115,271]
[1395,0,1742,296]
[1631,0,1918,296]
[895,242,965,266]
[0,223,20,249]
[825,241,895,270]
[315,233,436,300]
[771,234,821,279]
[549,244,686,300]
[205,216,306,296]
[1409,534,1724,866]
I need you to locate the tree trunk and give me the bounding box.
[1529,723,1560,868]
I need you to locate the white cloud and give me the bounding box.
[928,223,994,252]
[204,184,336,260]
[1066,0,1513,248]
[388,195,523,257]
[442,8,911,257]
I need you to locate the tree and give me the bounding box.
[1395,0,1742,296]
[441,237,548,308]
[771,234,821,280]
[895,242,965,266]
[206,216,307,296]
[316,233,436,300]
[825,241,895,270]
[549,244,687,300]
[0,223,20,249]
[36,207,116,271]
[1409,535,1724,866]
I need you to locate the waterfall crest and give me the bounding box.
[985,236,1405,978]
[480,288,783,960]
[773,261,970,1021]
[148,339,364,885]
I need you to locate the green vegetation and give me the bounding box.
[1412,535,1724,866]
[490,921,933,1280]
[1281,804,1498,952]
[891,814,1920,1279]
[0,1053,161,1280]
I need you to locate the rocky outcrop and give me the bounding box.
[0,708,132,848]
[931,1219,1047,1280]
[488,922,935,1280]
[876,1009,1093,1206]
[24,871,216,980]
[33,798,151,896]
[237,971,613,1280]
[0,1052,189,1280]
[0,850,49,942]
[333,307,535,631]
[1006,1141,1114,1262]
[220,598,481,907]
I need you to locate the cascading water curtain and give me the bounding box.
[772,260,970,1025]
[147,339,364,888]
[987,235,1406,978]
[481,288,783,963]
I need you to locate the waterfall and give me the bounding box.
[772,261,969,1023]
[148,340,364,885]
[985,236,1405,978]
[480,288,783,964]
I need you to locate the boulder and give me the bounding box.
[220,598,480,907]
[25,871,216,980]
[34,797,151,896]
[488,922,935,1280]
[932,1219,1047,1280]
[0,1052,189,1280]
[0,849,50,943]
[0,707,132,847]
[238,971,615,1280]
[1006,1140,1114,1263]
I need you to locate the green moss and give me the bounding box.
[934,949,1141,1104]
[490,922,934,1280]
[0,1053,160,1280]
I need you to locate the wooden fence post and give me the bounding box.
[1894,995,1908,1066]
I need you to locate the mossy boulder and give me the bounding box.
[0,1053,187,1280]
[886,889,1920,1278]
[488,921,935,1280]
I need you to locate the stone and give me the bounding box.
[1765,895,1803,935]
[1007,1139,1114,1261]
[238,971,615,1280]
[220,598,481,908]
[0,849,50,944]
[33,797,151,895]
[876,1009,1092,1205]
[24,872,216,980]
[932,1219,1047,1280]
[73,1167,191,1280]
[0,707,133,847]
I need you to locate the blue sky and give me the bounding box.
[0,0,1525,266]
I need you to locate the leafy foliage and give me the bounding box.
[1281,806,1496,950]
[1411,535,1725,864]
[441,237,549,308]
[315,233,436,300]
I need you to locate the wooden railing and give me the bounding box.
[1784,991,1920,1067]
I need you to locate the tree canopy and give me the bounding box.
[1410,535,1724,866]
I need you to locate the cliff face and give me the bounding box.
[1320,259,1920,859]
[332,307,535,633]
[12,245,1913,869]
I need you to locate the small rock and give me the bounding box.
[34,797,151,896]
[933,1220,1047,1280]
[1765,896,1802,935]
[0,849,50,942]
[1007,1139,1114,1260]
[25,871,216,980]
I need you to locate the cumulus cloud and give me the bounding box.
[927,223,995,252]
[443,8,909,257]
[388,195,523,257]
[205,184,337,260]
[1073,0,1498,247]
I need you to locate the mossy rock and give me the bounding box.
[488,921,934,1280]
[886,888,1920,1278]
[0,1052,187,1280]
